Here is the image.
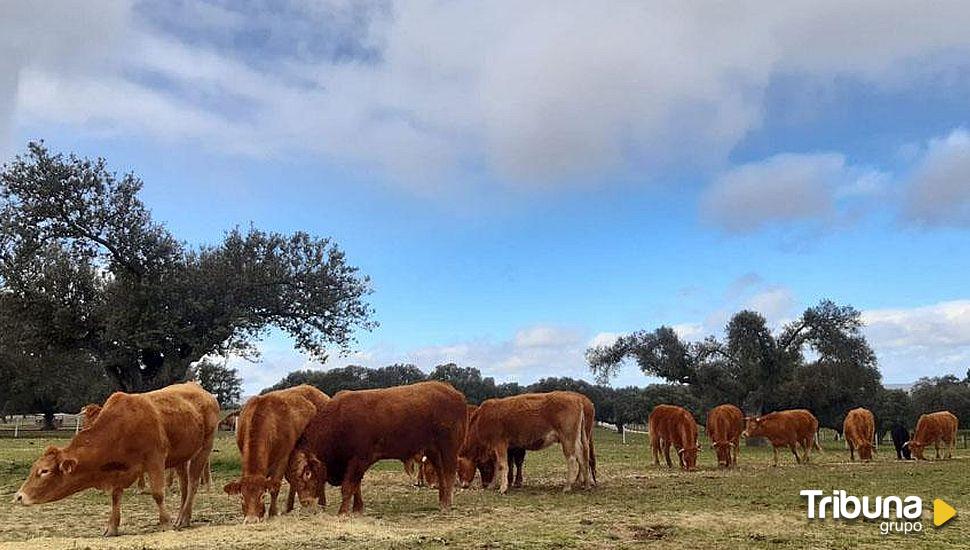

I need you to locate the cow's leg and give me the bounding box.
[201,460,211,491]
[790,443,801,464]
[848,441,855,461]
[512,451,524,488]
[935,441,941,460]
[338,464,359,515]
[560,431,582,492]
[772,446,780,467]
[801,440,811,463]
[352,482,364,514]
[435,449,457,511]
[176,463,189,507]
[662,441,674,468]
[651,434,661,466]
[104,487,123,537]
[175,440,213,529]
[285,482,297,514]
[491,445,511,493]
[147,461,171,526]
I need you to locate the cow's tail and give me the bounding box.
[588,427,598,486]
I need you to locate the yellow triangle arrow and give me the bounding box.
[934,499,956,527]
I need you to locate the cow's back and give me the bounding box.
[318,381,467,467]
[844,408,874,441]
[472,392,582,450]
[146,383,219,466]
[762,409,817,445]
[707,404,743,442]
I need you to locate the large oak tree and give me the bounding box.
[0,142,375,393]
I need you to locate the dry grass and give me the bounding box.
[0,429,967,549]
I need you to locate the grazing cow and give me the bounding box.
[459,391,590,493]
[223,385,330,523]
[843,408,876,462]
[287,381,467,514]
[649,405,699,471]
[707,404,744,468]
[891,424,912,460]
[82,403,209,494]
[15,382,219,536]
[905,411,958,460]
[742,409,820,466]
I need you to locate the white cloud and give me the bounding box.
[700,153,858,233]
[903,129,970,226]
[744,286,796,326]
[6,2,970,184]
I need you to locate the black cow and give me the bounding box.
[891,424,912,460]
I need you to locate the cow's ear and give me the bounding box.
[60,458,77,474]
[224,480,242,495]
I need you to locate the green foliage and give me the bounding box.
[587,299,882,428]
[911,372,970,425]
[193,359,243,409]
[0,142,375,394]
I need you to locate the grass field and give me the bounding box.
[0,429,966,549]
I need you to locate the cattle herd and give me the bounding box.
[11,380,961,537]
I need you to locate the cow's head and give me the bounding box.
[223,474,282,523]
[420,456,440,488]
[15,446,93,505]
[678,445,699,470]
[856,441,874,461]
[902,440,926,460]
[741,416,765,439]
[711,440,733,467]
[284,449,326,510]
[457,457,478,488]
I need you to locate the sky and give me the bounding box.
[3,1,970,394]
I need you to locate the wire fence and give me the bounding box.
[0,411,240,438]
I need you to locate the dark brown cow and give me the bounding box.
[905,411,958,460]
[742,409,820,466]
[223,384,330,523]
[459,391,590,493]
[649,405,699,471]
[15,382,219,536]
[843,407,876,462]
[287,381,467,514]
[707,404,743,468]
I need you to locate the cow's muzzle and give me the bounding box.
[13,491,29,505]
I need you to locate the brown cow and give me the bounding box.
[649,405,699,470]
[843,407,876,462]
[905,411,958,460]
[286,381,467,514]
[82,403,209,493]
[15,382,219,536]
[223,384,330,523]
[742,409,821,466]
[459,391,590,493]
[707,404,743,468]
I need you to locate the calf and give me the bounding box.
[890,424,912,460]
[287,381,467,514]
[905,411,958,460]
[649,405,699,471]
[460,391,590,493]
[223,384,330,523]
[707,404,743,468]
[843,407,876,462]
[15,382,219,536]
[742,409,820,466]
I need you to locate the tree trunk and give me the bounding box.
[42,411,56,431]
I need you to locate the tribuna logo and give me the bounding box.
[801,490,924,535]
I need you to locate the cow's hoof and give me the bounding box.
[172,516,191,529]
[102,526,119,537]
[158,513,172,526]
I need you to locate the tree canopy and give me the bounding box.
[0,142,375,394]
[587,300,883,428]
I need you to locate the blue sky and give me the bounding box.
[3,2,970,393]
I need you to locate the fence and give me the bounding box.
[0,413,85,438]
[0,410,241,438]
